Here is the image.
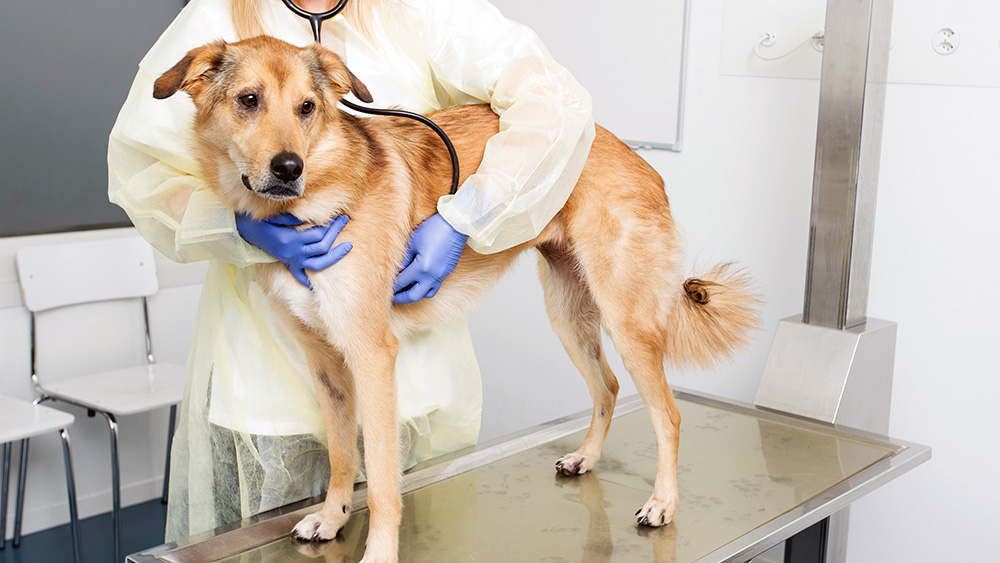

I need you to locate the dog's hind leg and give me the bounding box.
[289,331,360,542]
[610,336,680,527]
[538,245,620,477]
[587,277,682,527]
[563,206,684,527]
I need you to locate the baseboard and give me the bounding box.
[3,476,165,540]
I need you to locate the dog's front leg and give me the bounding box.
[350,330,402,563]
[290,336,359,541]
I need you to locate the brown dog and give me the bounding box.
[154,36,758,562]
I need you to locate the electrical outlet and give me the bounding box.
[721,0,1000,88]
[811,32,825,52]
[931,27,960,55]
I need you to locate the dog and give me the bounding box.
[153,35,759,562]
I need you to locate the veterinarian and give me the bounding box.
[108,0,594,541]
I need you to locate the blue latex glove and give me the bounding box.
[235,212,352,290]
[393,213,468,304]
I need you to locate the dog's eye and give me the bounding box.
[239,94,259,109]
[301,101,315,115]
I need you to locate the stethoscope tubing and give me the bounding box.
[338,99,461,197]
[280,0,461,195]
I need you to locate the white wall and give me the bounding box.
[846,83,999,562]
[2,1,996,561]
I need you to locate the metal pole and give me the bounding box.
[60,429,83,563]
[756,1,895,560]
[12,439,29,547]
[803,0,893,330]
[162,404,177,504]
[142,296,156,364]
[1,442,9,551]
[101,412,123,563]
[756,0,895,430]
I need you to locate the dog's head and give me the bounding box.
[153,36,372,210]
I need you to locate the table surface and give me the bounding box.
[129,389,929,563]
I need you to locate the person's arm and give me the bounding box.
[420,0,596,254]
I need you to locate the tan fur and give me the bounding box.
[155,36,760,562]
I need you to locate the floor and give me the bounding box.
[0,499,167,563]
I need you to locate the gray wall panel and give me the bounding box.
[1,1,185,236]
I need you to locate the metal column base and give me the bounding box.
[755,317,896,434]
[784,517,827,563]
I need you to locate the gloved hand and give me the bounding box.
[235,212,352,290]
[393,213,468,304]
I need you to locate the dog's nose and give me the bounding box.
[270,152,303,182]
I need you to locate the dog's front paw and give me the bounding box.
[555,452,596,476]
[635,494,677,527]
[292,510,349,542]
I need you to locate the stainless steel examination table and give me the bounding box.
[128,389,929,563]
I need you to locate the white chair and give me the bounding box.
[0,395,81,563]
[16,236,186,563]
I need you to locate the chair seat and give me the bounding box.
[43,363,186,416]
[0,395,75,443]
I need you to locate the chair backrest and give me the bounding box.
[16,236,158,312]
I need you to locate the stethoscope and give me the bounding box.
[280,0,460,195]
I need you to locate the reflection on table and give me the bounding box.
[207,398,895,563]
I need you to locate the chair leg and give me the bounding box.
[59,429,82,563]
[13,438,29,547]
[162,404,177,504]
[99,412,122,563]
[1,442,10,551]
[15,397,51,549]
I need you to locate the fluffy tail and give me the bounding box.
[664,263,761,369]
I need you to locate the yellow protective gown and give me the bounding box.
[107,0,595,541]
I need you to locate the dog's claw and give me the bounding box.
[554,453,594,477]
[293,510,349,543]
[635,495,677,528]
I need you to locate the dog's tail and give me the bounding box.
[664,263,761,370]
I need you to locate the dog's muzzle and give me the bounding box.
[241,152,306,200]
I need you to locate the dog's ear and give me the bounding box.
[344,67,374,103]
[153,41,229,100]
[307,44,373,103]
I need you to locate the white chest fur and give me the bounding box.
[256,255,370,348]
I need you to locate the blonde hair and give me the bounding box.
[232,0,383,42]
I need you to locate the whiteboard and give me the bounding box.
[491,0,690,150]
